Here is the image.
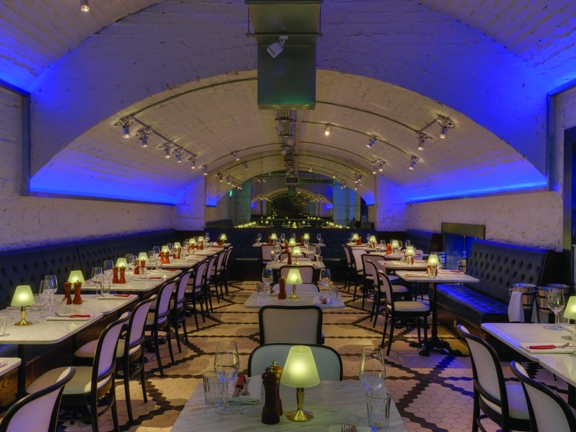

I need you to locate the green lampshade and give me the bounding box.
[198,236,204,242]
[427,253,440,267]
[116,258,128,268]
[288,238,296,247]
[68,270,85,284]
[564,296,576,320]
[161,245,170,253]
[189,238,196,244]
[280,346,320,388]
[286,268,303,285]
[369,235,377,243]
[303,233,310,240]
[11,285,34,307]
[405,246,416,257]
[220,234,227,241]
[352,233,359,240]
[173,242,181,249]
[292,246,303,257]
[391,240,399,249]
[271,233,277,240]
[138,252,148,261]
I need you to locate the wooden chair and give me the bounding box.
[1,367,74,432]
[457,325,530,432]
[248,344,342,380]
[145,282,177,376]
[258,305,323,345]
[366,263,410,326]
[185,260,208,329]
[380,272,429,355]
[27,313,131,432]
[510,360,576,432]
[170,269,193,352]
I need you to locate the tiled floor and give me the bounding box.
[57,280,568,431]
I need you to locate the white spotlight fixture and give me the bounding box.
[409,156,419,171]
[80,0,90,12]
[332,173,337,179]
[232,151,240,161]
[115,117,133,138]
[309,165,313,172]
[437,116,456,139]
[189,156,197,170]
[267,36,288,58]
[164,147,171,159]
[138,128,151,148]
[217,173,223,182]
[202,165,208,176]
[367,136,377,149]
[416,132,430,151]
[174,148,182,163]
[281,148,288,156]
[243,162,249,170]
[275,123,284,133]
[324,124,332,136]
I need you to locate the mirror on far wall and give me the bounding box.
[441,223,486,270]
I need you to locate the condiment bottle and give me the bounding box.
[261,363,281,424]
[278,277,287,300]
[270,361,283,415]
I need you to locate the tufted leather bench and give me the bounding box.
[436,239,555,329]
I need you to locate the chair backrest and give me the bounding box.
[271,283,319,293]
[259,305,323,345]
[175,269,193,304]
[457,324,508,414]
[93,311,131,389]
[377,270,394,304]
[279,265,314,283]
[261,245,274,262]
[248,344,342,380]
[156,282,176,319]
[206,254,218,281]
[223,246,234,269]
[215,250,226,272]
[194,261,208,289]
[510,361,576,432]
[352,249,365,271]
[363,258,378,280]
[342,245,352,266]
[0,366,75,432]
[125,295,156,350]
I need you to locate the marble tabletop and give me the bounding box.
[266,258,325,270]
[193,248,222,257]
[83,270,181,293]
[0,357,21,376]
[244,292,345,309]
[172,379,407,432]
[375,259,428,272]
[149,256,205,269]
[395,270,479,284]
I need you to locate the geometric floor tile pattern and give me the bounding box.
[58,280,568,432]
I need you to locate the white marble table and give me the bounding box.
[83,270,181,298]
[0,357,22,377]
[172,380,407,432]
[149,256,205,269]
[193,248,222,257]
[396,270,480,356]
[266,258,325,270]
[374,259,428,273]
[244,292,345,309]
[482,322,576,405]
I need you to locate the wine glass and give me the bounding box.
[359,347,386,391]
[44,275,58,311]
[547,288,565,330]
[126,254,135,271]
[167,243,174,255]
[257,233,262,244]
[91,267,103,297]
[280,233,286,244]
[398,240,403,250]
[153,245,160,259]
[103,260,114,279]
[214,341,239,415]
[320,269,331,289]
[405,240,412,247]
[315,246,321,261]
[205,233,211,245]
[262,268,273,291]
[317,233,322,243]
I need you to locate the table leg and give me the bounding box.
[569,384,576,408]
[17,344,26,397]
[417,283,462,357]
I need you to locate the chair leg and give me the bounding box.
[154,329,164,376]
[381,312,389,347]
[372,298,380,328]
[140,350,148,403]
[472,391,480,432]
[386,313,395,356]
[123,356,134,424]
[90,392,100,432]
[166,326,175,365]
[110,383,120,432]
[417,320,422,344]
[182,317,189,344]
[173,317,182,354]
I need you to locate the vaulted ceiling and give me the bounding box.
[2,0,573,205]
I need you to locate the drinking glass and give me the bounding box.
[257,233,262,244]
[91,267,103,297]
[315,246,321,261]
[280,233,286,243]
[205,233,211,244]
[167,243,174,255]
[366,390,391,431]
[317,233,322,242]
[359,347,386,391]
[405,240,412,247]
[262,268,273,290]
[214,341,239,415]
[320,269,331,289]
[44,275,58,311]
[103,260,114,278]
[153,246,161,259]
[398,240,403,250]
[547,288,565,330]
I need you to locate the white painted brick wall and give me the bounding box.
[173,177,206,230]
[375,176,408,231]
[407,192,563,251]
[0,87,173,251]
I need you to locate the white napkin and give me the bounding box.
[97,295,133,300]
[227,376,261,405]
[46,315,91,321]
[508,291,524,322]
[520,342,573,354]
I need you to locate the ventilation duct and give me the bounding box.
[246,0,322,110]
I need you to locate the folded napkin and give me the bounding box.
[508,291,525,323]
[403,272,428,277]
[227,375,261,405]
[149,276,163,280]
[520,343,573,354]
[46,314,91,321]
[97,294,132,300]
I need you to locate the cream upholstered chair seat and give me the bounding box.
[73,339,140,359]
[28,366,111,395]
[391,301,429,313]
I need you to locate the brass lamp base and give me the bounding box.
[15,307,31,326]
[286,408,314,422]
[289,284,299,300]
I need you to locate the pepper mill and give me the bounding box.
[63,281,72,305]
[270,361,283,415]
[119,267,126,284]
[134,264,140,275]
[278,277,287,300]
[261,363,281,424]
[287,250,292,265]
[72,281,82,304]
[112,266,119,284]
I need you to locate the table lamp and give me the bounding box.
[303,233,310,240]
[391,240,400,253]
[352,233,359,242]
[197,237,204,245]
[138,252,148,262]
[220,234,227,241]
[292,246,303,265]
[288,238,296,247]
[68,270,85,284]
[427,253,440,278]
[405,245,416,264]
[116,257,128,268]
[271,233,277,241]
[286,268,302,299]
[11,285,34,326]
[173,242,181,250]
[564,296,576,331]
[280,345,320,421]
[369,235,377,244]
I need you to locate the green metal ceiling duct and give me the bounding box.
[246,0,322,110]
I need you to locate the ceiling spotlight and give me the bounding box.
[285,138,295,146]
[379,165,383,172]
[367,136,377,149]
[115,117,133,138]
[164,147,171,159]
[416,132,430,151]
[217,173,223,182]
[267,36,288,58]
[275,123,284,133]
[372,167,377,175]
[243,162,249,170]
[190,158,196,170]
[232,151,240,161]
[80,0,90,12]
[332,173,337,179]
[202,165,208,176]
[409,156,419,171]
[437,116,456,139]
[174,148,182,163]
[324,124,332,136]
[138,128,151,148]
[309,165,313,172]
